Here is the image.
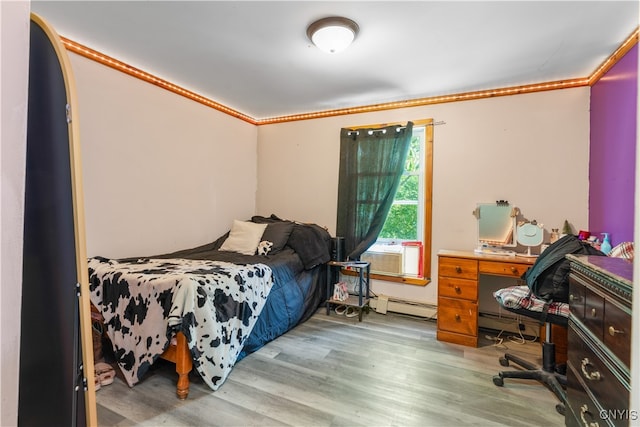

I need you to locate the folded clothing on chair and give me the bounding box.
[494,285,569,318]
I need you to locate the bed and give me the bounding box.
[88,215,331,398]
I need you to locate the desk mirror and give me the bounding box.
[473,201,518,253]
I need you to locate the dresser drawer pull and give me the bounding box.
[580,358,601,381]
[510,267,517,274]
[455,266,462,273]
[569,294,583,303]
[608,326,624,336]
[454,314,461,321]
[454,286,461,294]
[579,404,599,427]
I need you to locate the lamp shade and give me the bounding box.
[307,17,359,54]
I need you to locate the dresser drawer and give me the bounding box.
[568,277,586,321]
[566,364,614,427]
[565,255,632,426]
[584,287,604,341]
[438,276,477,301]
[479,260,528,278]
[568,327,629,418]
[603,300,631,369]
[438,257,478,280]
[437,297,477,336]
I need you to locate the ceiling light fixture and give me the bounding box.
[307,16,359,54]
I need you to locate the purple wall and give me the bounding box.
[589,44,637,246]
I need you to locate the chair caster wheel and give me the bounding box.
[492,375,504,386]
[555,403,565,415]
[499,357,509,367]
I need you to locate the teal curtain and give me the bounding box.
[336,122,413,260]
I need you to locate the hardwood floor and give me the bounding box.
[96,309,565,426]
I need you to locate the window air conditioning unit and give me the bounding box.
[361,251,403,275]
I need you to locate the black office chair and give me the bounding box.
[492,286,568,416]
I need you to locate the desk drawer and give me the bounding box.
[438,276,477,301]
[479,260,528,278]
[439,257,478,280]
[437,297,477,336]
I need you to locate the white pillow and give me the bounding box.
[219,220,268,255]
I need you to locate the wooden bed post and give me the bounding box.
[174,332,192,400]
[159,331,193,399]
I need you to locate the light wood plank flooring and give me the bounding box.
[96,309,565,426]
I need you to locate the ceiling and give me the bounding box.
[31,1,639,121]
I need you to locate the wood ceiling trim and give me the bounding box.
[588,28,639,86]
[60,37,259,125]
[257,78,589,124]
[60,28,638,126]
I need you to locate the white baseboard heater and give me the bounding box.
[371,295,437,319]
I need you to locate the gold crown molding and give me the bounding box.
[257,78,589,124]
[61,28,638,126]
[588,28,639,86]
[60,37,259,125]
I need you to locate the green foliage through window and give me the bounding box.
[379,204,418,240]
[378,134,421,241]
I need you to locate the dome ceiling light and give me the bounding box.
[307,16,359,54]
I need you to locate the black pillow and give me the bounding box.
[251,217,294,254]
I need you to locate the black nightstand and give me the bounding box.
[325,261,370,321]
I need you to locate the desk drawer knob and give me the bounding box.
[454,286,461,294]
[580,358,601,381]
[454,314,461,321]
[455,266,462,273]
[608,326,624,336]
[510,267,517,274]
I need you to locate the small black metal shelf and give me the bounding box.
[325,261,371,321]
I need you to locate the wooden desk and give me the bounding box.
[437,250,536,347]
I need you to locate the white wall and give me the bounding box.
[69,53,259,258]
[60,36,590,307]
[1,1,30,425]
[257,88,591,304]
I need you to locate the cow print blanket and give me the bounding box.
[88,256,273,391]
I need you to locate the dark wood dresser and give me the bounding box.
[565,254,633,427]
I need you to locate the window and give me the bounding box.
[361,119,433,285]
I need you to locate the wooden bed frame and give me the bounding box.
[92,301,192,400]
[159,331,193,399]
